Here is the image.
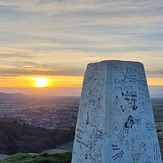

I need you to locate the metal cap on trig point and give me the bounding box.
[72,60,162,163]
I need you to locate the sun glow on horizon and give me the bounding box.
[34,78,48,88]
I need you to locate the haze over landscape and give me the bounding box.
[0,0,162,97]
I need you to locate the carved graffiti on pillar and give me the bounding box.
[113,122,120,135]
[115,85,134,91]
[131,98,138,110]
[121,91,138,111]
[134,116,141,125]
[124,67,138,83]
[153,143,161,161]
[118,115,134,144]
[146,120,155,130]
[124,115,134,128]
[112,150,124,160]
[122,91,137,97]
[132,154,140,163]
[139,141,146,152]
[138,72,147,86]
[146,155,152,163]
[114,96,120,107]
[114,78,127,85]
[112,144,121,151]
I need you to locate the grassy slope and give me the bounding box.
[0,152,72,163]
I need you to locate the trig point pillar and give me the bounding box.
[72,60,162,163]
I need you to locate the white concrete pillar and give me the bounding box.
[72,60,162,163]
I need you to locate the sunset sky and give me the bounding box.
[0,0,163,97]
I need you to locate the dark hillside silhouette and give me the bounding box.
[0,121,74,155]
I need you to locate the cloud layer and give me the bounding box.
[0,0,163,80]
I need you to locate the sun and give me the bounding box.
[34,78,48,88]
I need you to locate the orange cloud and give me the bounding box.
[147,78,163,86]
